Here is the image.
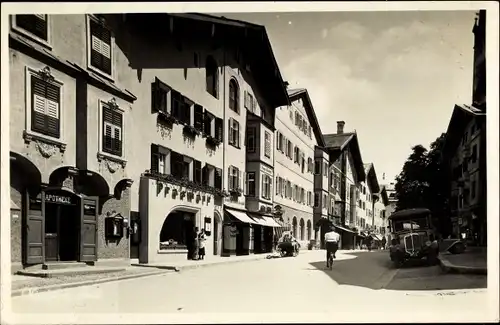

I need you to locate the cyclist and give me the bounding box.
[324,225,340,268]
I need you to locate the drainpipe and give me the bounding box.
[222,37,227,218]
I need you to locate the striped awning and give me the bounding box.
[225,208,258,225]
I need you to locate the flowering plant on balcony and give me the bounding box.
[205,135,221,147]
[158,111,178,125]
[229,187,243,197]
[183,124,201,137]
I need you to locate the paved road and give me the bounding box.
[11,250,491,323]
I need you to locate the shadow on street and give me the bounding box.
[309,251,487,291]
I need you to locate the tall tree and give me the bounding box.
[394,135,452,238]
[395,144,429,210]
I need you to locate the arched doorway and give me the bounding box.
[307,220,312,240]
[42,188,82,262]
[159,208,197,259]
[213,210,222,256]
[292,217,297,238]
[299,218,305,241]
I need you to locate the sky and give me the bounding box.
[222,10,477,184]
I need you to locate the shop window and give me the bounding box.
[105,213,124,238]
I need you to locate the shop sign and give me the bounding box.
[44,193,73,205]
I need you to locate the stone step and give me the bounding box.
[42,262,91,270]
[16,266,126,278]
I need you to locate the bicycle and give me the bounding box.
[327,251,334,270]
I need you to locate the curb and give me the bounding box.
[438,255,487,275]
[132,254,273,272]
[11,269,172,297]
[132,250,319,272]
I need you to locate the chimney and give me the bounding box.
[337,121,345,134]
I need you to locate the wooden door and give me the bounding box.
[80,197,98,262]
[24,191,45,264]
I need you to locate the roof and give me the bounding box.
[379,185,389,206]
[388,208,431,221]
[167,13,290,108]
[323,132,366,182]
[363,163,381,194]
[442,104,486,157]
[287,88,325,147]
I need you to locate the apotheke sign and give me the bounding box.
[44,193,74,205]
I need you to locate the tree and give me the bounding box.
[395,144,429,210]
[394,134,452,238]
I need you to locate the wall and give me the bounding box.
[139,177,215,264]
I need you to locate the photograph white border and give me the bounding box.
[1,1,499,324]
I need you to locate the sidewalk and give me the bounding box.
[11,266,171,297]
[439,247,487,275]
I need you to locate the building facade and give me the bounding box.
[442,10,486,245]
[361,163,381,236]
[9,14,136,272]
[323,121,366,249]
[274,88,325,248]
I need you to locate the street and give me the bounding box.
[11,250,489,323]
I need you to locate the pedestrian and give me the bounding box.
[192,227,200,260]
[198,228,207,260]
[381,236,387,250]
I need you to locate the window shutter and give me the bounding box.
[194,160,202,184]
[215,168,222,190]
[215,117,223,142]
[275,177,279,195]
[228,167,233,190]
[238,170,242,191]
[228,119,233,144]
[16,15,48,40]
[194,104,203,131]
[244,172,248,195]
[150,144,159,173]
[202,165,208,186]
[171,90,181,120]
[269,176,273,199]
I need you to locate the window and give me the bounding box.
[294,146,299,163]
[308,158,313,173]
[228,166,240,191]
[215,168,222,190]
[180,97,193,126]
[314,193,320,208]
[152,77,171,114]
[264,131,271,158]
[169,151,192,180]
[262,174,272,200]
[246,127,256,153]
[203,110,215,137]
[286,140,293,159]
[228,118,240,148]
[150,144,170,174]
[29,73,61,139]
[323,162,328,177]
[323,194,327,209]
[193,104,203,132]
[314,161,321,175]
[246,172,256,197]
[206,56,218,98]
[301,154,305,173]
[278,133,284,152]
[471,144,478,163]
[229,79,239,113]
[88,16,112,77]
[215,117,223,143]
[244,91,256,113]
[102,103,123,157]
[276,177,280,195]
[202,164,215,187]
[170,90,183,121]
[307,191,312,206]
[14,14,48,41]
[301,188,305,204]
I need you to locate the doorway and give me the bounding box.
[213,216,220,256]
[44,202,80,262]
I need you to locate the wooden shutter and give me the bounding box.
[238,169,242,191]
[194,104,204,131]
[202,165,209,186]
[150,144,159,173]
[45,82,60,138]
[215,168,222,190]
[243,172,248,196]
[236,122,241,147]
[90,19,112,75]
[228,118,233,145]
[194,160,202,184]
[171,90,181,120]
[24,191,45,264]
[215,117,223,142]
[16,15,48,40]
[80,197,98,262]
[228,167,233,190]
[153,77,169,113]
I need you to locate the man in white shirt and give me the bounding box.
[324,225,341,268]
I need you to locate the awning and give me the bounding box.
[225,208,258,224]
[334,224,357,234]
[248,214,282,228]
[373,234,384,241]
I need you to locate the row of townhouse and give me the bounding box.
[442,10,486,245]
[7,12,391,272]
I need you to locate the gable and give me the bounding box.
[287,89,325,147]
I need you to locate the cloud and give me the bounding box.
[282,17,474,180]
